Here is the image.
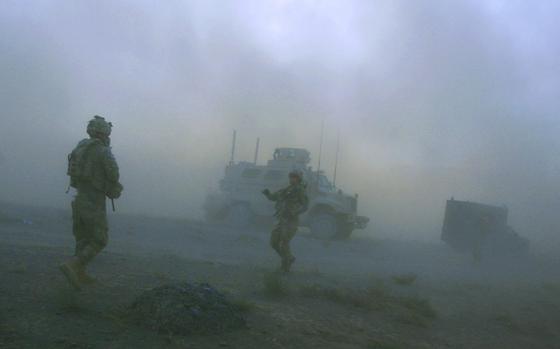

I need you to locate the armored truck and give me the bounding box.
[441,198,529,261]
[204,147,369,239]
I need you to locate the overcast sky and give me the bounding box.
[1,0,559,244]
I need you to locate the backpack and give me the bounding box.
[67,139,98,188]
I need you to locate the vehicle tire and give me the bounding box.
[309,213,338,239]
[204,210,217,223]
[225,203,253,228]
[204,208,224,223]
[335,223,353,240]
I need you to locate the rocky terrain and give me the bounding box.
[1,201,559,348]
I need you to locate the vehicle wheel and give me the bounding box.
[335,223,353,240]
[309,213,338,239]
[225,203,253,228]
[204,208,223,223]
[204,211,217,222]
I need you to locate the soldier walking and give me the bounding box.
[60,115,123,290]
[262,170,309,272]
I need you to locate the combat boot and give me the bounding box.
[59,257,83,291]
[281,256,296,273]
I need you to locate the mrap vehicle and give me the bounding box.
[441,198,529,260]
[204,146,369,239]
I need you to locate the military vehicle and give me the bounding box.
[204,142,369,239]
[441,198,529,261]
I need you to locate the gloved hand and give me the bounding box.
[106,182,123,199]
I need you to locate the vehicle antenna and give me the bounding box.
[254,137,260,164]
[229,129,237,166]
[317,120,325,176]
[333,129,340,188]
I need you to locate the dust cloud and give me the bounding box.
[1,0,559,246]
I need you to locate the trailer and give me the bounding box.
[441,198,529,260]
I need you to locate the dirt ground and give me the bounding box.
[1,202,559,349]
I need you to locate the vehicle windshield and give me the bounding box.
[317,175,335,192]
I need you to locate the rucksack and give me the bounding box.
[67,139,98,188]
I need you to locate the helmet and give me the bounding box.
[87,115,112,137]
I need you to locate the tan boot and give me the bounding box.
[59,257,82,291]
[281,256,296,273]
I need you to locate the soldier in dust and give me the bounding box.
[262,170,309,272]
[59,116,123,290]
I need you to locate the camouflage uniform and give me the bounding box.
[60,116,122,290]
[263,175,309,272]
[72,139,120,265]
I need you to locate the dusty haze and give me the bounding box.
[1,0,559,246]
